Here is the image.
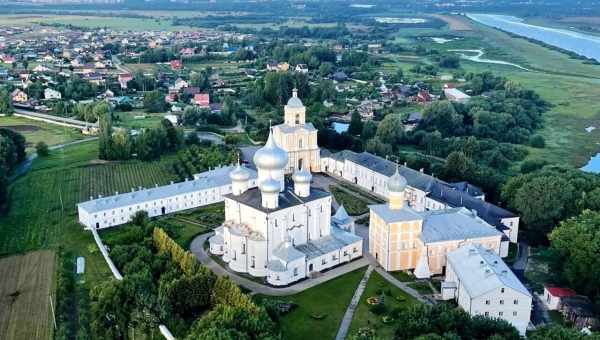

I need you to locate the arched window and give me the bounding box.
[298,139,303,148]
[295,113,300,124]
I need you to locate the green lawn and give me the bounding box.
[407,281,434,295]
[330,186,370,216]
[390,270,416,282]
[256,267,367,340]
[115,110,166,129]
[0,115,85,153]
[347,271,419,339]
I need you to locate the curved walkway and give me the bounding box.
[190,232,369,296]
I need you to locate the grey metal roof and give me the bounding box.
[295,234,345,260]
[78,165,257,214]
[420,207,502,243]
[368,204,423,224]
[332,205,352,225]
[272,241,305,263]
[267,259,287,272]
[224,187,330,213]
[447,244,531,298]
[331,151,517,227]
[331,226,362,244]
[272,123,317,133]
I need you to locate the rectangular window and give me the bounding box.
[322,259,326,265]
[499,312,504,317]
[513,311,517,316]
[484,312,489,317]
[293,268,298,276]
[500,300,504,305]
[485,300,490,305]
[514,299,518,305]
[501,288,505,293]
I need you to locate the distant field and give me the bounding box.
[430,14,472,31]
[0,250,55,340]
[0,14,190,31]
[115,110,166,129]
[0,115,84,153]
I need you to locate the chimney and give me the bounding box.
[420,168,424,173]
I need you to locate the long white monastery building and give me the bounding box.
[209,130,363,286]
[442,244,532,335]
[77,166,257,229]
[321,150,519,244]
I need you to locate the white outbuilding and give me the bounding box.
[442,243,532,335]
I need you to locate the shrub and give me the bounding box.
[36,141,49,157]
[529,134,546,148]
[369,302,387,315]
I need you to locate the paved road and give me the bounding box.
[336,265,374,340]
[9,137,98,181]
[190,232,370,296]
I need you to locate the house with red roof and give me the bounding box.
[543,285,577,310]
[118,73,133,89]
[170,60,183,70]
[193,93,210,108]
[414,90,432,104]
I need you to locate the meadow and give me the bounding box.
[0,116,84,153]
[0,250,55,340]
[0,14,190,31]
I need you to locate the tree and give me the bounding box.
[160,119,184,152]
[529,134,545,148]
[529,325,600,340]
[97,105,113,160]
[111,129,132,160]
[35,141,49,157]
[421,101,462,136]
[443,151,476,181]
[0,89,14,116]
[510,175,575,242]
[549,210,600,303]
[375,114,404,146]
[90,280,130,339]
[361,121,377,141]
[143,90,167,113]
[348,111,363,136]
[438,55,460,68]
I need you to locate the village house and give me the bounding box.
[444,87,471,103]
[193,93,210,108]
[11,89,28,103]
[295,64,309,74]
[542,285,577,310]
[118,73,133,90]
[44,88,62,100]
[170,59,183,71]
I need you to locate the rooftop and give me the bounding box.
[224,187,330,214]
[446,243,531,298]
[78,165,256,214]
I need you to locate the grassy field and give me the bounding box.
[0,141,177,285]
[0,116,84,153]
[115,110,166,129]
[389,15,600,168]
[330,185,370,216]
[0,250,55,340]
[347,271,419,339]
[257,267,367,340]
[0,14,190,31]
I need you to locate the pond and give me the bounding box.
[332,122,349,134]
[581,153,600,173]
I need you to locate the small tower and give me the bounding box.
[387,164,408,210]
[260,177,280,209]
[292,166,312,197]
[230,157,250,196]
[284,88,306,126]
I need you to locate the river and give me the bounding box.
[467,14,600,62]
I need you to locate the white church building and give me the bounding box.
[209,130,363,286]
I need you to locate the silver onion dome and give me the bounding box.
[230,163,250,182]
[253,130,288,170]
[387,164,407,193]
[292,167,312,183]
[259,177,280,193]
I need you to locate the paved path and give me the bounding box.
[335,265,374,340]
[190,233,369,296]
[512,242,529,271]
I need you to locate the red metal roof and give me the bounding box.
[545,285,577,297]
